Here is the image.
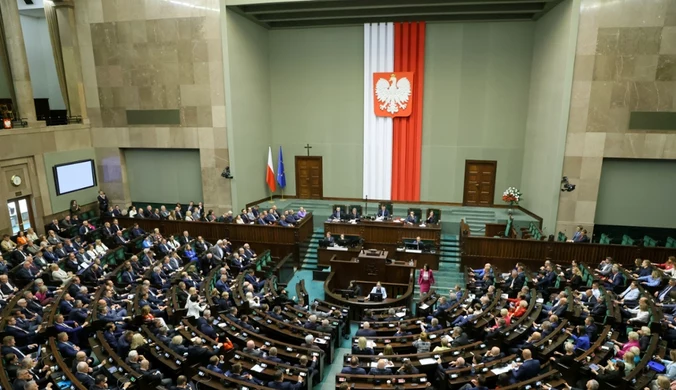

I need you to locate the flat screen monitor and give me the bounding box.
[52,159,97,195]
[369,293,383,302]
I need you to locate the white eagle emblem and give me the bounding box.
[375,74,412,115]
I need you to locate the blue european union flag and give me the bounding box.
[277,146,286,188]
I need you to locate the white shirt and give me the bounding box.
[627,307,650,323]
[619,287,640,301]
[592,288,601,299]
[95,244,108,256]
[185,299,206,319]
[369,286,387,299]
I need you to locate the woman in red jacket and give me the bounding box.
[418,264,435,294]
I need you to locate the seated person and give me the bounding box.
[510,349,540,384]
[341,356,366,375]
[368,359,393,375]
[366,282,387,300]
[377,205,389,218]
[347,208,360,221]
[405,211,418,225]
[330,207,345,220]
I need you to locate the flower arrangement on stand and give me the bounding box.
[502,187,522,214]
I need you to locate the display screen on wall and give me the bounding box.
[53,160,97,195]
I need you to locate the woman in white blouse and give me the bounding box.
[245,292,261,308]
[185,295,207,318]
[128,206,138,218]
[86,244,99,261]
[167,235,180,250]
[94,239,108,257]
[26,228,39,242]
[50,263,72,285]
[627,300,650,324]
[185,211,194,221]
[235,215,244,224]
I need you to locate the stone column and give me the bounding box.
[0,0,39,125]
[54,0,87,122]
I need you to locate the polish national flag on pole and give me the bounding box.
[266,146,276,192]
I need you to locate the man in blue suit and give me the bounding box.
[510,349,540,384]
[536,265,557,291]
[377,205,389,218]
[131,223,145,238]
[56,332,80,358]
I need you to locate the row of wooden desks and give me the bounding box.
[323,221,442,269]
[318,244,441,270]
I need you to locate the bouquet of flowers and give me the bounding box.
[502,187,522,205]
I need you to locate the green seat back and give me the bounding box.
[557,232,567,242]
[600,234,611,245]
[644,236,657,247]
[667,237,676,248]
[621,235,635,246]
[332,204,347,213]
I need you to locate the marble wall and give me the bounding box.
[73,0,232,212]
[556,0,676,236]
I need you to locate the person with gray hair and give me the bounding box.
[75,361,96,388]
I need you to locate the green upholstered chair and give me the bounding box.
[348,205,363,215]
[599,234,612,245]
[332,204,347,213]
[621,235,635,246]
[425,208,442,223]
[643,236,657,247]
[557,232,567,242]
[407,208,422,221]
[667,237,676,248]
[504,219,513,238]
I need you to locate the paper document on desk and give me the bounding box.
[395,312,406,318]
[375,217,384,222]
[367,340,376,348]
[406,249,422,254]
[419,304,429,310]
[251,364,264,373]
[491,366,512,375]
[328,246,348,251]
[419,358,437,365]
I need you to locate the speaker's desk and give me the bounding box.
[324,256,415,321]
[323,220,441,245]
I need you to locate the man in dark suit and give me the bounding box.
[75,362,97,389]
[11,246,28,267]
[412,236,426,251]
[377,205,389,218]
[15,262,36,285]
[114,231,129,246]
[348,208,360,221]
[573,229,590,243]
[510,349,540,384]
[330,207,344,220]
[178,231,192,246]
[267,369,303,390]
[340,357,366,375]
[323,232,335,247]
[131,224,145,238]
[536,265,557,291]
[405,211,418,225]
[355,322,377,337]
[56,332,80,358]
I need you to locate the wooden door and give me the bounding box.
[295,156,323,199]
[463,160,497,206]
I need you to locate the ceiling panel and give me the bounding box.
[229,0,565,29]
